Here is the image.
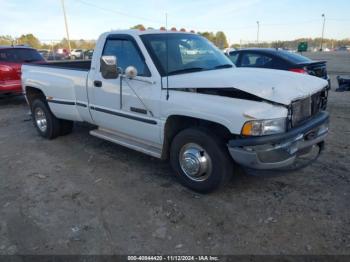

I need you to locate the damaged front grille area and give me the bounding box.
[292,96,311,126]
[291,88,328,127]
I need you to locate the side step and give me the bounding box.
[89,128,162,158]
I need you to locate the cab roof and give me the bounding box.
[102,29,195,37]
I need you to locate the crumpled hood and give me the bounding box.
[166,67,329,105]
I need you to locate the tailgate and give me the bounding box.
[0,62,21,82]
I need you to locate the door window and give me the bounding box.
[103,39,150,77]
[241,53,273,67]
[0,49,43,62]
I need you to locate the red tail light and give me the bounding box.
[289,68,307,74]
[0,65,12,72]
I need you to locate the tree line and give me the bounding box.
[1,26,349,51]
[234,38,350,50]
[0,34,95,50]
[130,24,229,49]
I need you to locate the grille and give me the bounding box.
[311,91,322,114]
[291,90,327,127]
[292,96,311,126]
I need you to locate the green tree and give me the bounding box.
[214,31,228,49]
[230,44,240,49]
[16,34,41,48]
[0,35,14,46]
[272,41,285,49]
[198,32,216,43]
[131,24,146,30]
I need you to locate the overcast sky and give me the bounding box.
[0,0,349,43]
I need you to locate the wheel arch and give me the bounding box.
[25,86,46,108]
[161,114,235,160]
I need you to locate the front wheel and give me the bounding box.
[170,128,234,193]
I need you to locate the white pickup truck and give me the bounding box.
[22,30,329,192]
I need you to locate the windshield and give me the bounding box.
[0,48,44,63]
[276,50,312,64]
[141,33,234,76]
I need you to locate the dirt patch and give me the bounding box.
[0,53,349,255]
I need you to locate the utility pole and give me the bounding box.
[61,0,71,53]
[256,21,260,46]
[165,13,168,30]
[320,14,326,51]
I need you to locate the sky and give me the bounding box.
[0,0,349,44]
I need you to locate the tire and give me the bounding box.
[60,119,74,136]
[31,99,61,139]
[170,128,234,193]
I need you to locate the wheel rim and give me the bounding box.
[34,107,47,132]
[179,143,212,182]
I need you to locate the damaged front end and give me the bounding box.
[228,88,329,171]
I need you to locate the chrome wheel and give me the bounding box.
[34,107,47,132]
[179,143,212,182]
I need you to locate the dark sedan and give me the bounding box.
[227,48,331,89]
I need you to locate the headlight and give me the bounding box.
[241,118,287,136]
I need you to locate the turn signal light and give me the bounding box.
[242,122,254,136]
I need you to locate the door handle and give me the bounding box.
[94,80,102,87]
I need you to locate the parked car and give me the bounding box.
[46,52,65,61]
[38,49,50,59]
[22,30,329,192]
[83,49,94,60]
[335,46,350,52]
[0,46,44,95]
[56,48,70,60]
[227,48,331,89]
[70,49,85,60]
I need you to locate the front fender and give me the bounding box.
[161,90,288,135]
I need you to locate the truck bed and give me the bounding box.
[29,60,91,71]
[22,61,92,122]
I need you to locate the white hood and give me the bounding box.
[166,68,328,105]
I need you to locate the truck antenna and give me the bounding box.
[165,13,170,100]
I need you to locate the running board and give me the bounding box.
[89,128,162,158]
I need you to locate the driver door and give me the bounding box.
[89,35,161,145]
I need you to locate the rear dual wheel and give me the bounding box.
[31,99,73,139]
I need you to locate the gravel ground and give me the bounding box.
[0,52,349,255]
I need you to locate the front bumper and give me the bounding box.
[228,111,329,170]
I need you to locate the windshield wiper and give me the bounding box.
[168,67,204,76]
[213,64,233,69]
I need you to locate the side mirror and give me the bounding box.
[125,66,138,79]
[100,56,118,79]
